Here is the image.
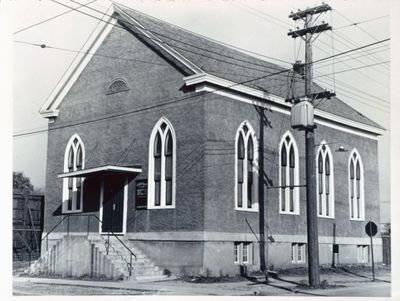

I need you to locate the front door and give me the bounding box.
[101,176,125,233]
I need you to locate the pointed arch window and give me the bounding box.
[235,121,258,211]
[279,132,299,214]
[316,142,334,218]
[148,118,176,209]
[349,150,365,220]
[62,134,85,213]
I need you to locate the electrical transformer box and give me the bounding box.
[291,101,314,130]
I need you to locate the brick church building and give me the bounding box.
[33,4,384,278]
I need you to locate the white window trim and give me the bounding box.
[278,131,300,215]
[234,121,259,212]
[147,117,176,209]
[357,245,369,263]
[98,177,128,235]
[234,242,253,264]
[291,243,306,264]
[62,134,85,213]
[348,149,365,221]
[316,141,335,218]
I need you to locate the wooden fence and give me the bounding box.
[13,192,44,262]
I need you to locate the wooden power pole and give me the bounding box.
[288,3,334,288]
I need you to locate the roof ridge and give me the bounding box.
[113,3,384,131]
[113,2,291,67]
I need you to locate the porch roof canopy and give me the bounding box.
[57,165,142,178]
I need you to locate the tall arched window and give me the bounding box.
[349,149,364,220]
[316,141,334,218]
[235,121,258,211]
[279,131,299,214]
[62,134,85,213]
[148,118,176,209]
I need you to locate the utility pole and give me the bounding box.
[287,3,334,288]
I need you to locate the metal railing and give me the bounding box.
[41,214,136,276]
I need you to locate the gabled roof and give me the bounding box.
[40,4,385,135]
[115,5,384,131]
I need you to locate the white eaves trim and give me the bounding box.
[183,73,385,139]
[114,5,204,75]
[40,6,117,117]
[58,165,142,178]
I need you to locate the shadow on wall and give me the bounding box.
[52,177,101,216]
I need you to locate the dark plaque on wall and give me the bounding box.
[333,244,339,254]
[135,179,148,209]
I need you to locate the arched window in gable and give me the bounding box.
[235,121,258,211]
[105,78,130,95]
[316,141,335,218]
[148,118,176,208]
[349,149,365,220]
[62,134,85,213]
[279,131,299,214]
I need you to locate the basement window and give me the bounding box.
[234,242,252,264]
[291,243,306,264]
[357,245,369,263]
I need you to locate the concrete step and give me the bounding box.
[132,274,171,281]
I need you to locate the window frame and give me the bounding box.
[291,243,306,264]
[147,117,176,209]
[279,131,300,215]
[348,149,365,221]
[62,134,85,214]
[234,121,259,212]
[315,141,335,218]
[234,242,253,264]
[357,245,369,263]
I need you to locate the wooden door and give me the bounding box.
[101,176,125,233]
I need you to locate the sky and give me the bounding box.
[8,0,393,223]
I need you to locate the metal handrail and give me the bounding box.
[40,213,136,276]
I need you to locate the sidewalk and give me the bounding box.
[13,269,391,296]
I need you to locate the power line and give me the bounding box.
[230,1,290,30]
[314,60,390,78]
[314,37,389,89]
[313,46,390,73]
[315,77,390,110]
[333,14,389,30]
[13,0,99,35]
[333,9,387,43]
[315,75,390,105]
[311,38,390,65]
[111,0,292,65]
[13,40,168,66]
[13,67,292,139]
[235,2,293,27]
[14,2,390,137]
[64,0,290,73]
[49,1,390,77]
[332,31,390,68]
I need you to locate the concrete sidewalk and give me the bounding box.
[13,272,391,296]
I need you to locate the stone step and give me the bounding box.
[132,274,170,281]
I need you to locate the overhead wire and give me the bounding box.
[13,67,292,139]
[333,9,388,43]
[14,40,168,66]
[333,14,389,30]
[13,0,99,35]
[109,0,292,65]
[64,0,291,73]
[331,31,390,69]
[14,1,391,138]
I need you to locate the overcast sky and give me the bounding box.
[8,0,394,222]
